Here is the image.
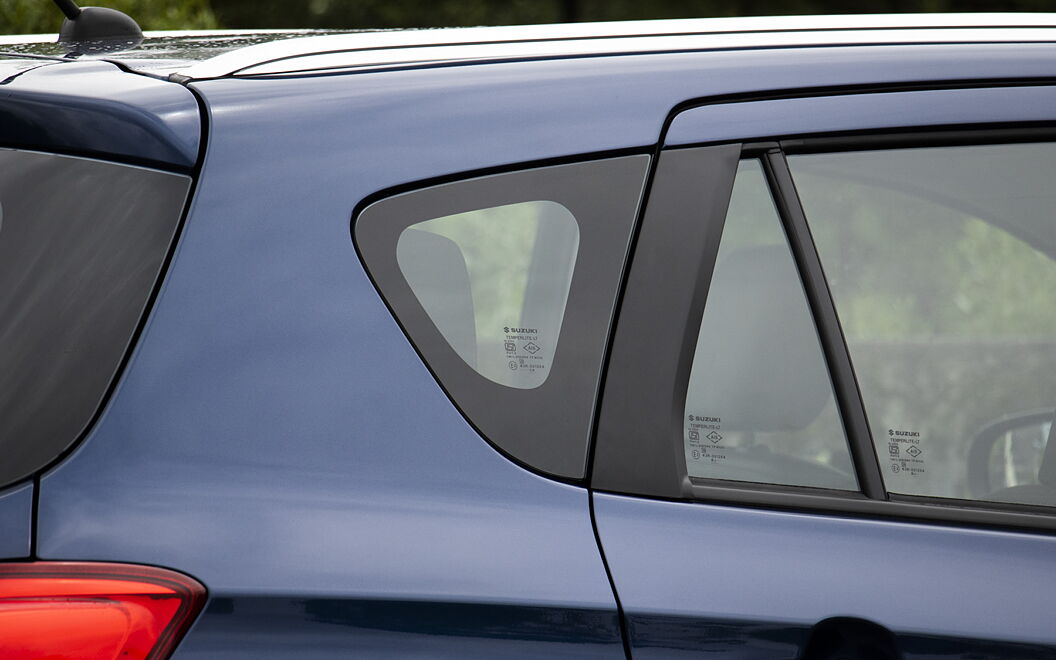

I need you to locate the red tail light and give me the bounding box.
[0,562,206,660]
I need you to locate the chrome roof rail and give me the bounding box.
[177,14,1056,79]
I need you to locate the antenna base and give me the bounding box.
[57,5,144,54]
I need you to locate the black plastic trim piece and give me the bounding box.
[681,484,1056,533]
[671,122,1056,156]
[355,155,650,481]
[583,140,666,488]
[761,150,886,500]
[351,147,651,490]
[660,77,1056,144]
[591,145,742,498]
[739,142,778,156]
[597,483,1056,534]
[781,125,1056,154]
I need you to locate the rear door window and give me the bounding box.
[684,159,855,490]
[790,142,1056,506]
[0,150,190,487]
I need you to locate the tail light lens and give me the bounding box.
[0,561,206,660]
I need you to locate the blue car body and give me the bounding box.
[3,14,1056,659]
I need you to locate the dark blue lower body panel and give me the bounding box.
[625,614,1056,660]
[173,598,622,659]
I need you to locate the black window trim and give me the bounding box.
[593,127,1056,535]
[760,147,886,501]
[354,153,651,482]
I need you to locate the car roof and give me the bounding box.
[3,13,1056,81]
[0,30,335,75]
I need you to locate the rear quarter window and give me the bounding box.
[0,150,190,487]
[355,156,649,479]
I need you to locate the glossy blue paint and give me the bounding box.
[0,60,200,169]
[31,41,1056,656]
[205,44,1056,185]
[665,85,1056,147]
[0,480,32,559]
[595,492,1056,658]
[37,51,631,657]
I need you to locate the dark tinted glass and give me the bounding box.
[0,150,190,487]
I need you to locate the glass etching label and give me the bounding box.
[503,325,548,377]
[887,427,926,478]
[686,414,727,465]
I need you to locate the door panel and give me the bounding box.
[595,492,1056,659]
[593,87,1056,659]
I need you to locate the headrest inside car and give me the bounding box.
[686,244,833,433]
[397,228,477,368]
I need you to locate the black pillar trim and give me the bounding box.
[761,149,887,501]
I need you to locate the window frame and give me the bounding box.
[592,105,1056,532]
[354,155,650,481]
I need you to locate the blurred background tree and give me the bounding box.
[4,0,1056,33]
[1,0,217,32]
[208,0,1056,29]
